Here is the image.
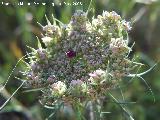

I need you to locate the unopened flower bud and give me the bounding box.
[42,36,52,46]
[37,49,47,60]
[51,81,66,97]
[89,69,106,85]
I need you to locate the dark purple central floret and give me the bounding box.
[66,50,76,58]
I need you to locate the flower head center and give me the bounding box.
[66,50,76,58]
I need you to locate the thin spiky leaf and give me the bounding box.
[86,0,93,16]
[0,80,26,111]
[39,100,55,110]
[45,14,51,25]
[126,42,135,57]
[118,80,125,100]
[23,87,44,93]
[26,51,34,63]
[26,45,37,52]
[37,22,44,28]
[127,63,157,77]
[123,65,142,87]
[45,102,63,120]
[52,14,56,25]
[36,36,42,49]
[53,17,64,25]
[14,76,28,82]
[101,111,111,114]
[21,59,30,67]
[0,54,28,92]
[108,93,134,120]
[108,101,136,104]
[138,76,155,102]
[132,61,144,66]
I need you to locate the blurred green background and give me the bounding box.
[0,0,160,120]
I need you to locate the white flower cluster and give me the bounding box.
[24,10,138,105]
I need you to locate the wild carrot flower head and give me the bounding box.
[24,10,137,105]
